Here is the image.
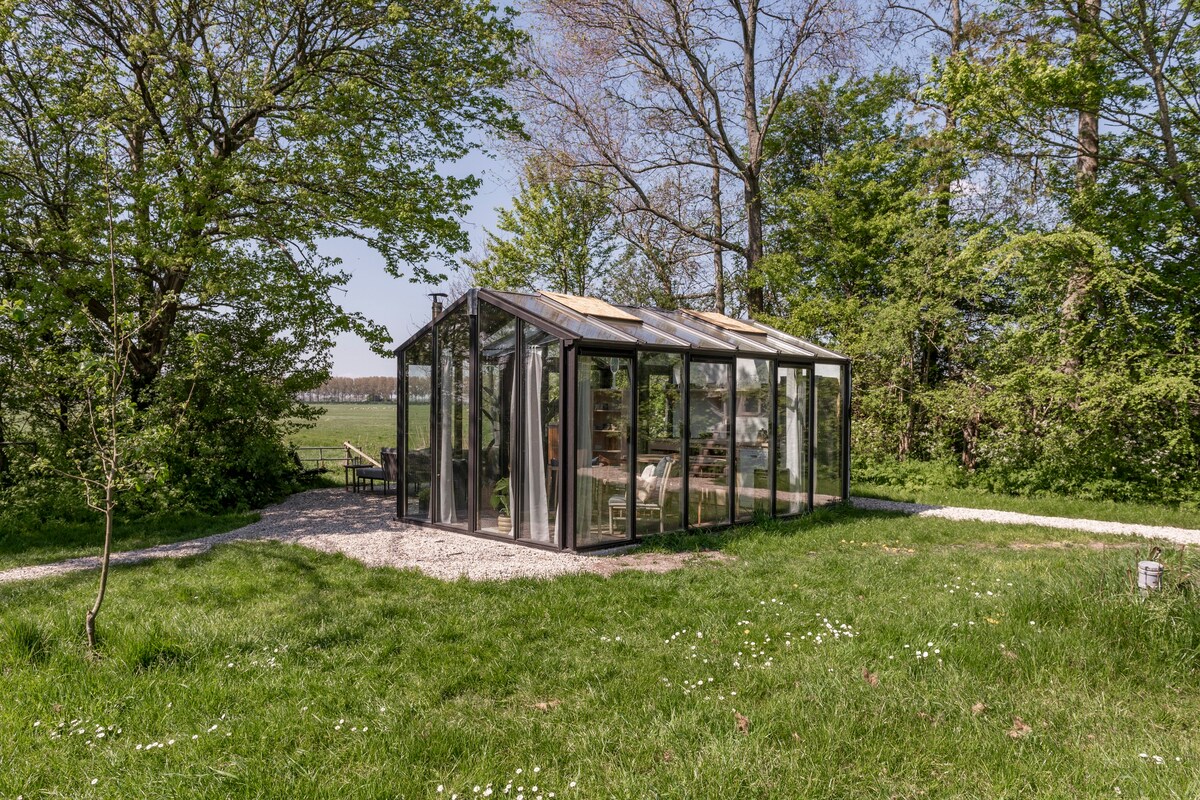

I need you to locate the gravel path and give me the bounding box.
[2,490,1194,587]
[851,497,1200,546]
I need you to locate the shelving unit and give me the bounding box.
[591,387,627,466]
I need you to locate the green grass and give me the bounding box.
[855,481,1200,530]
[3,508,1199,798]
[0,510,259,572]
[289,403,404,462]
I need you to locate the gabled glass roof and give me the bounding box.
[397,289,849,362]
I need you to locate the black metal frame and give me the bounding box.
[395,288,851,551]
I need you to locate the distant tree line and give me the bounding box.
[300,377,399,404]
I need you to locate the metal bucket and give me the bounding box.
[1138,560,1164,594]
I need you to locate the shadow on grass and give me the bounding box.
[622,503,895,555]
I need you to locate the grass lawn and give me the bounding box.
[3,508,1199,798]
[855,481,1200,531]
[0,510,258,572]
[289,403,405,463]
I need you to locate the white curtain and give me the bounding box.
[507,356,519,529]
[784,369,804,514]
[438,355,456,524]
[576,363,593,539]
[522,348,551,543]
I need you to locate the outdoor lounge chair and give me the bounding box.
[608,455,675,536]
[353,448,398,493]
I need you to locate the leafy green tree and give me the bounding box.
[928,0,1200,500]
[762,73,992,465]
[469,158,627,296]
[0,0,522,507]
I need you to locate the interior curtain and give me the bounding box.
[576,362,593,539]
[784,369,804,514]
[507,354,518,528]
[523,347,551,542]
[438,353,456,524]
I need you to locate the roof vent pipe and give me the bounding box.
[429,292,447,320]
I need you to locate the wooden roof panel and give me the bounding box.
[682,310,765,335]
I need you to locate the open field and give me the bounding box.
[289,403,409,462]
[3,507,1199,799]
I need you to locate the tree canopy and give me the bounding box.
[0,0,522,508]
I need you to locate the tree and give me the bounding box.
[3,160,193,650]
[0,0,522,506]
[468,157,628,296]
[761,72,993,464]
[519,0,856,313]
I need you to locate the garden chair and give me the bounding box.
[608,455,675,536]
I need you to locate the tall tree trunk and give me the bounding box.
[711,161,726,314]
[741,0,765,314]
[744,176,764,313]
[1060,0,1102,375]
[1075,0,1101,191]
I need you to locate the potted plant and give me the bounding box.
[492,477,512,534]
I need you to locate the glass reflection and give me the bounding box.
[814,363,845,505]
[575,355,633,546]
[688,361,731,527]
[478,303,516,536]
[775,365,810,515]
[633,352,684,535]
[518,324,561,544]
[735,359,771,521]
[404,333,433,521]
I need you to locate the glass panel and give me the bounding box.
[814,363,846,506]
[775,365,810,515]
[635,352,684,536]
[404,333,433,521]
[624,308,737,351]
[518,324,561,545]
[478,302,517,537]
[687,360,731,527]
[735,359,771,521]
[433,308,470,529]
[491,291,638,342]
[666,311,783,355]
[593,319,688,347]
[575,354,633,547]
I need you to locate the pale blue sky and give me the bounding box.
[325,150,518,377]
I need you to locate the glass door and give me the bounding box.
[575,354,634,547]
[687,360,732,527]
[775,364,811,515]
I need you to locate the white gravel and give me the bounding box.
[2,490,1194,587]
[851,497,1200,546]
[0,489,598,585]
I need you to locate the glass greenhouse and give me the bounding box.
[395,289,850,551]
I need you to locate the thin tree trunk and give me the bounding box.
[711,162,726,314]
[85,481,115,652]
